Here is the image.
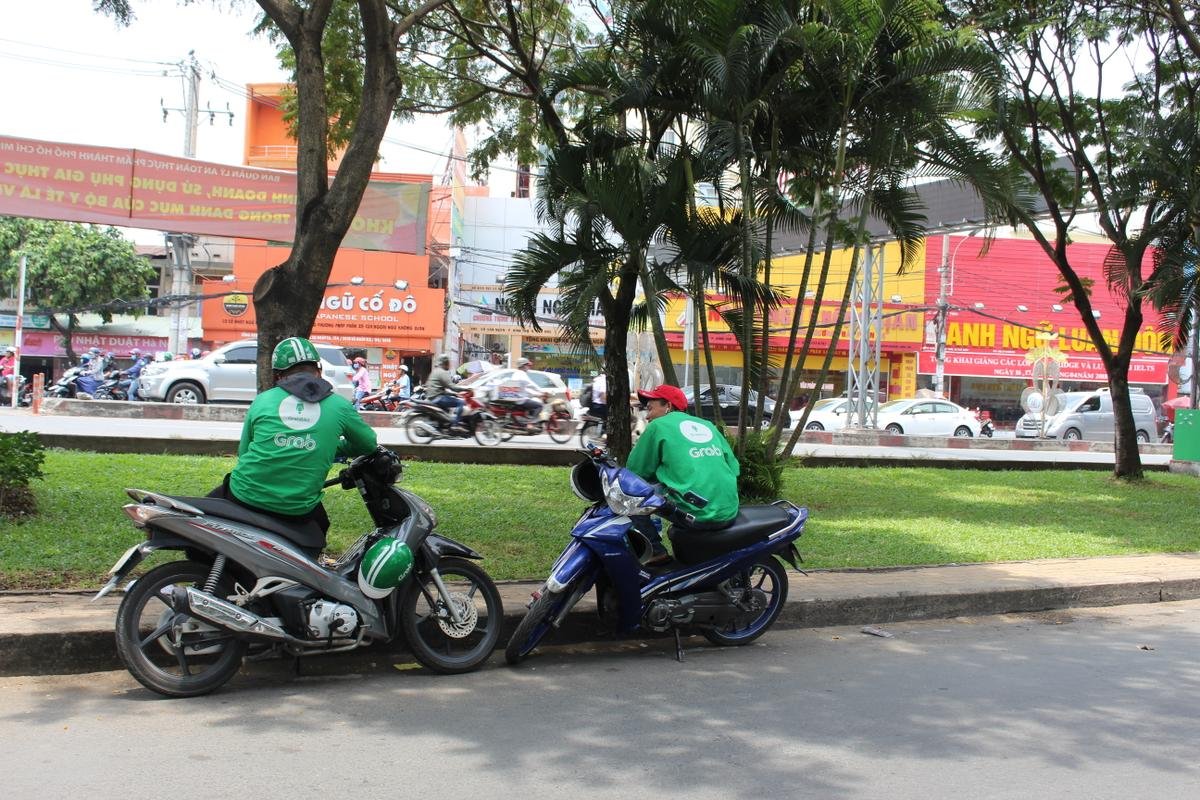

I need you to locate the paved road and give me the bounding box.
[0,407,1170,466]
[3,601,1198,798]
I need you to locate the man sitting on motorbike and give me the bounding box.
[625,384,741,566]
[507,357,547,422]
[207,336,378,559]
[125,348,149,401]
[425,353,465,426]
[396,364,412,399]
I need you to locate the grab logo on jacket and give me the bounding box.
[679,419,714,443]
[278,397,322,430]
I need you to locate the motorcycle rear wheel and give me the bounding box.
[701,557,789,647]
[114,560,247,697]
[504,585,565,665]
[399,557,504,674]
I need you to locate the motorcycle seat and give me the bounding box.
[174,495,326,550]
[669,504,793,565]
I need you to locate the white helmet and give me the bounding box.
[399,365,409,372]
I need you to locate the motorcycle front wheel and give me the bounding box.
[504,585,566,665]
[473,417,503,447]
[405,412,438,445]
[701,556,789,647]
[545,410,575,444]
[399,557,503,674]
[114,560,247,697]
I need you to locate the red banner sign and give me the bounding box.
[0,135,428,254]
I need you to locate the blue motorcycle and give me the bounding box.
[505,447,807,664]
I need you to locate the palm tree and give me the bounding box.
[505,128,694,459]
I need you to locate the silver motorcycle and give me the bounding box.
[96,447,503,697]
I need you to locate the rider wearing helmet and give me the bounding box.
[208,336,378,558]
[350,355,372,409]
[125,348,149,401]
[395,364,412,399]
[510,357,546,421]
[424,353,465,424]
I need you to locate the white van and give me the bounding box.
[1015,388,1158,442]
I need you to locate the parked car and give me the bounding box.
[137,340,355,404]
[800,398,853,431]
[682,384,779,428]
[875,398,982,437]
[1014,388,1158,442]
[458,368,572,405]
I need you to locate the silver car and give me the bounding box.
[137,340,354,404]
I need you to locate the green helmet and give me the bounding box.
[272,337,322,371]
[357,539,414,599]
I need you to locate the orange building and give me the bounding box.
[201,84,447,385]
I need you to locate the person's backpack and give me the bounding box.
[580,382,593,409]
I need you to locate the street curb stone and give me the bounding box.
[5,559,1200,677]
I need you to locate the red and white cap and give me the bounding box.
[637,384,687,411]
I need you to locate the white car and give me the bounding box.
[875,398,981,437]
[800,398,853,432]
[458,368,572,405]
[137,340,355,404]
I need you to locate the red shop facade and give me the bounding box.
[920,235,1171,423]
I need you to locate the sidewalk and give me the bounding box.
[3,553,1199,677]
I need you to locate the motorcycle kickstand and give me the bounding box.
[674,628,685,663]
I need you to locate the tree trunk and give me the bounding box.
[250,0,422,389]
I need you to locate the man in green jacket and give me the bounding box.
[626,384,740,565]
[209,336,378,558]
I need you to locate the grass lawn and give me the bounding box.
[2,449,1198,589]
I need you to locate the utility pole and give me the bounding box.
[933,232,950,398]
[8,255,26,409]
[161,52,232,357]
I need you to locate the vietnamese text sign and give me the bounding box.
[202,283,445,345]
[0,135,428,254]
[917,349,1169,383]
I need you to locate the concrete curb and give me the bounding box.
[5,559,1200,677]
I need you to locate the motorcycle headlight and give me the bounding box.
[600,467,660,516]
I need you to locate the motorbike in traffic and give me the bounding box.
[973,408,995,438]
[486,395,577,443]
[404,388,503,446]
[46,365,97,399]
[504,446,807,665]
[97,447,505,697]
[94,368,134,401]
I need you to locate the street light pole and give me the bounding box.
[934,233,949,398]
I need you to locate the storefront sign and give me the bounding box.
[202,284,445,343]
[917,349,1169,383]
[0,134,429,254]
[16,330,167,357]
[0,313,51,329]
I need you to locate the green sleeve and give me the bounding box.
[336,403,379,457]
[625,424,660,480]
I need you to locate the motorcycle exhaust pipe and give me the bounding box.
[169,586,306,645]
